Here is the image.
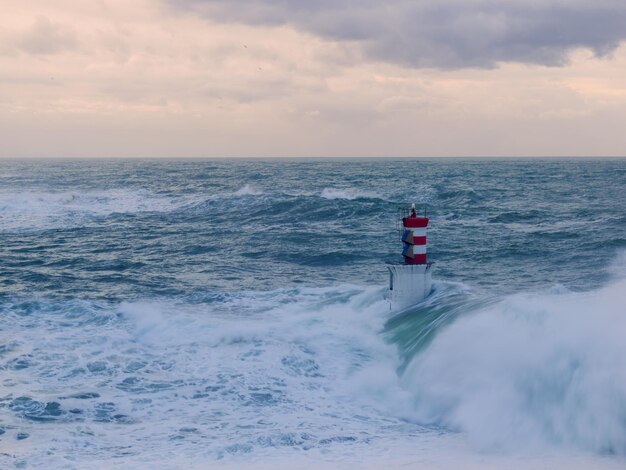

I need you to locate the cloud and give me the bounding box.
[18,16,77,55]
[2,0,626,157]
[170,0,626,69]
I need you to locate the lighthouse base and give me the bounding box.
[388,263,433,310]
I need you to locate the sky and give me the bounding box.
[1,0,626,157]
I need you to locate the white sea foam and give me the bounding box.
[2,281,626,469]
[608,250,626,280]
[402,277,626,454]
[233,184,264,196]
[319,185,436,205]
[0,189,194,231]
[0,286,419,468]
[320,188,382,200]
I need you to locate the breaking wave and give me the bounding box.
[232,184,264,196]
[0,286,418,467]
[0,189,193,231]
[401,275,626,454]
[320,188,383,200]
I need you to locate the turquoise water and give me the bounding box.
[1,158,625,468]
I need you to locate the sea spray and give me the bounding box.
[402,279,626,453]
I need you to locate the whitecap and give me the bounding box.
[233,184,264,196]
[0,189,195,231]
[320,188,382,200]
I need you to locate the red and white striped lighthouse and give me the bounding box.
[401,214,429,264]
[388,204,433,309]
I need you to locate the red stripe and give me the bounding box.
[404,254,427,264]
[403,217,429,228]
[411,236,427,245]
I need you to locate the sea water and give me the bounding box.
[0,158,625,469]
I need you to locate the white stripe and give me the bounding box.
[409,228,427,237]
[411,245,427,255]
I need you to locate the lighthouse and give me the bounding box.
[388,204,433,309]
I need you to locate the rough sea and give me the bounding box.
[1,158,625,469]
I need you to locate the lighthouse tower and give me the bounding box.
[388,204,433,309]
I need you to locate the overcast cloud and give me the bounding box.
[2,0,625,157]
[173,0,626,68]
[16,16,76,55]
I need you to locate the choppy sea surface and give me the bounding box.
[1,158,625,469]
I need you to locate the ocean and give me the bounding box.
[1,158,625,469]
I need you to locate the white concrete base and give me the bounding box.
[388,263,433,310]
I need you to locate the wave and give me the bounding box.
[0,285,415,466]
[0,183,433,233]
[0,189,196,231]
[320,188,383,200]
[0,184,269,232]
[400,277,626,454]
[232,184,264,196]
[3,276,626,467]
